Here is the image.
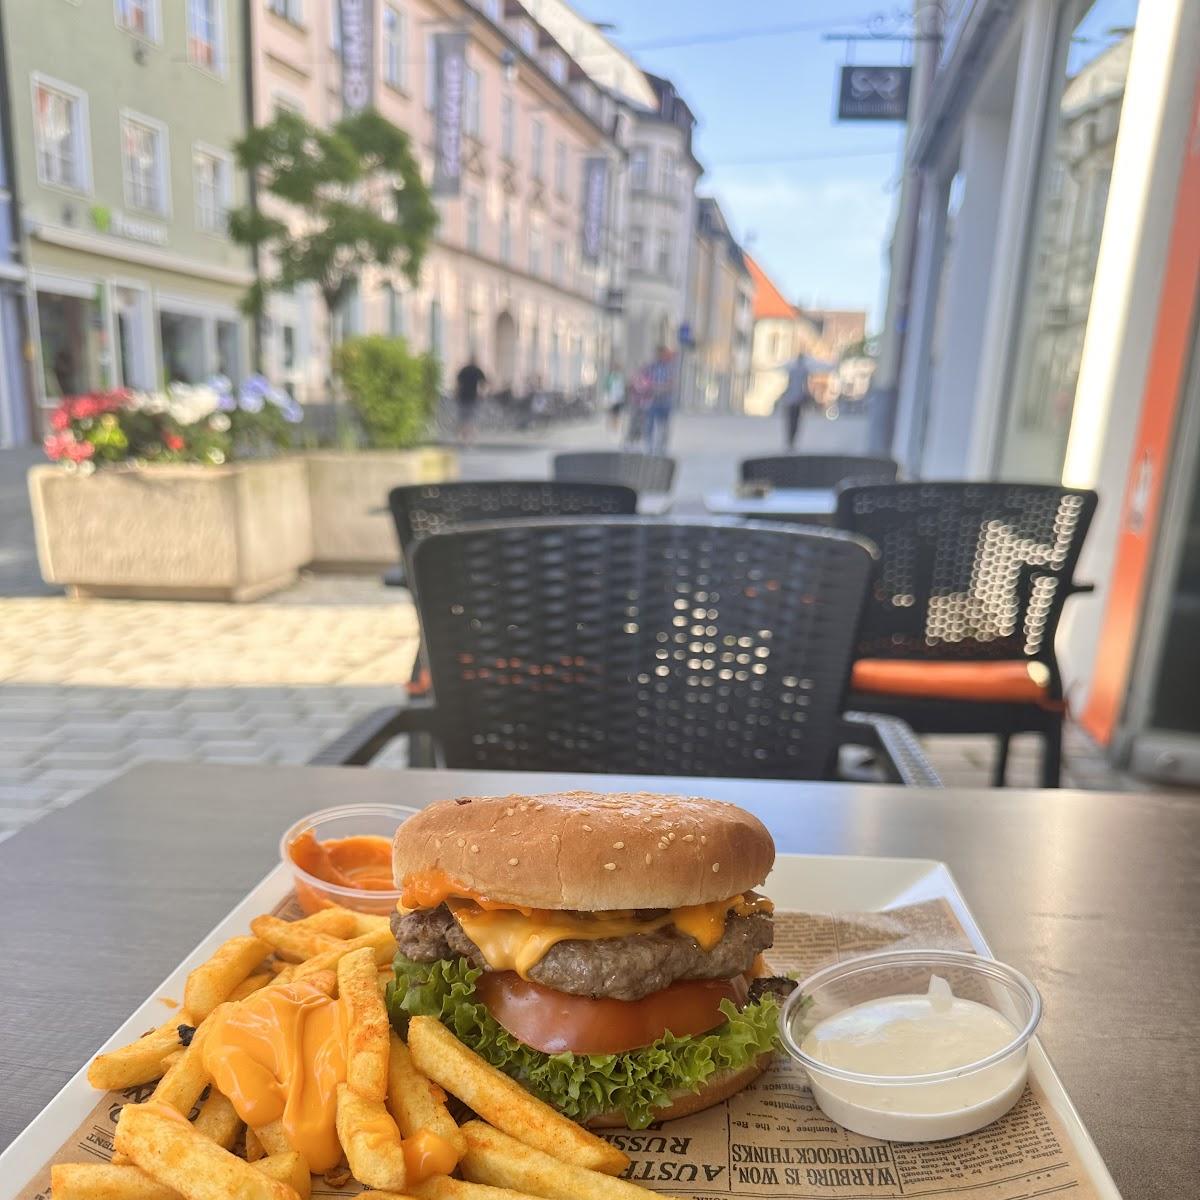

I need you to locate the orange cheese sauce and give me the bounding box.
[404,1128,460,1183]
[288,830,394,891]
[201,980,348,1172]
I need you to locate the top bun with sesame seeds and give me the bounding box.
[391,790,775,911]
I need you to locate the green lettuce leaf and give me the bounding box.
[386,954,782,1129]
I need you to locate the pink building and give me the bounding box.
[249,0,621,403]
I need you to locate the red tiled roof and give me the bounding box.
[745,255,798,321]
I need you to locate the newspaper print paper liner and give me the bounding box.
[1,854,1122,1200]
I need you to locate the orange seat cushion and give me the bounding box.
[851,659,1052,704]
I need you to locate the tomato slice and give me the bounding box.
[475,972,747,1055]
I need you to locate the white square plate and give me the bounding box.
[0,854,1122,1198]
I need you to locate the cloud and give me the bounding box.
[713,173,896,323]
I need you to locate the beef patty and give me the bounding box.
[392,903,773,1002]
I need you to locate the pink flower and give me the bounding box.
[164,433,185,452]
[65,439,95,462]
[49,407,71,431]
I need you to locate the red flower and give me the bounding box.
[164,433,185,452]
[66,439,95,462]
[50,407,71,431]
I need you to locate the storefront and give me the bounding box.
[885,0,1199,769]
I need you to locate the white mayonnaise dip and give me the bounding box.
[799,975,1029,1141]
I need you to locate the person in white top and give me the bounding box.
[777,352,836,450]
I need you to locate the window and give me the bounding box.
[481,0,501,19]
[266,0,302,23]
[656,231,672,276]
[194,145,231,233]
[517,24,536,54]
[330,1,341,49]
[658,149,675,197]
[500,202,512,263]
[121,112,168,214]
[464,66,481,138]
[424,32,436,110]
[500,93,515,159]
[630,146,648,190]
[554,140,567,197]
[529,220,543,275]
[545,53,566,85]
[628,226,644,270]
[383,6,407,90]
[466,192,481,252]
[116,0,159,40]
[530,118,544,181]
[33,78,90,192]
[383,283,405,336]
[187,0,221,71]
[552,240,564,284]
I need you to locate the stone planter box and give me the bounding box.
[28,459,313,602]
[305,448,459,569]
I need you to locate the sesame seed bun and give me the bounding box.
[391,791,775,911]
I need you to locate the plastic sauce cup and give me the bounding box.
[780,949,1042,1142]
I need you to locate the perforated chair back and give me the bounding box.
[409,518,875,779]
[389,481,638,562]
[741,454,899,489]
[553,452,676,495]
[836,482,1097,667]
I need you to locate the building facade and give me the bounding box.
[2,0,252,431]
[879,0,1200,773]
[250,0,620,406]
[743,254,819,417]
[685,197,751,412]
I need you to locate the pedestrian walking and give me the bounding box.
[455,355,487,444]
[642,345,678,455]
[777,351,835,451]
[604,363,626,433]
[623,367,652,448]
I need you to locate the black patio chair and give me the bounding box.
[741,454,899,489]
[311,518,940,785]
[553,452,676,496]
[835,482,1097,787]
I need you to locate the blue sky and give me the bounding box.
[570,0,908,327]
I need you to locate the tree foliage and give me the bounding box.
[334,335,439,450]
[228,109,438,322]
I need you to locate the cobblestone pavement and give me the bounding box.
[0,411,1183,841]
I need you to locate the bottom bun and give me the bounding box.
[584,1056,771,1129]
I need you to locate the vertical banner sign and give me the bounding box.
[837,65,911,121]
[581,157,608,262]
[433,32,468,196]
[339,0,374,113]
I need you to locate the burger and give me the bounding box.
[386,790,793,1130]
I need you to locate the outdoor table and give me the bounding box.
[0,763,1194,1199]
[703,486,837,521]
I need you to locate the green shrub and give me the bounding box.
[334,335,439,449]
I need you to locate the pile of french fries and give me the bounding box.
[51,903,681,1200]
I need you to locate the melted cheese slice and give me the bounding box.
[447,893,773,979]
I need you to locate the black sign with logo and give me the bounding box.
[837,65,911,121]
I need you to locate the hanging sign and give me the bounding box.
[339,0,374,113]
[433,31,468,196]
[837,65,911,121]
[581,157,607,262]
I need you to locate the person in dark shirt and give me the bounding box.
[455,356,487,443]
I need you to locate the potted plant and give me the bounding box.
[29,378,313,601]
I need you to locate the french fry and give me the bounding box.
[461,1122,674,1200]
[344,911,393,936]
[339,947,391,1102]
[159,1050,183,1071]
[114,1103,298,1200]
[88,1017,189,1091]
[272,965,296,985]
[253,1151,312,1200]
[407,1018,627,1175]
[50,1162,180,1200]
[294,928,395,979]
[335,1083,408,1190]
[228,972,272,1002]
[387,1034,466,1156]
[254,1118,293,1156]
[183,937,272,1020]
[192,1088,242,1150]
[149,1016,212,1116]
[292,906,361,938]
[251,914,346,963]
[415,1180,542,1200]
[245,1125,265,1162]
[358,1194,422,1200]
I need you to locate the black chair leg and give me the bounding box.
[1041,718,1063,788]
[992,733,1011,787]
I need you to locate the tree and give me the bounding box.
[228,108,438,394]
